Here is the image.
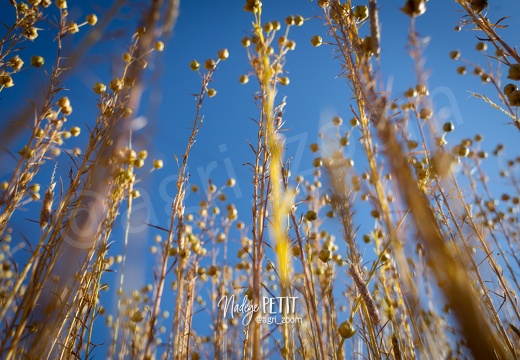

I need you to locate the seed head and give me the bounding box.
[449,50,460,60]
[109,78,123,92]
[279,76,290,86]
[401,0,426,17]
[9,55,24,70]
[24,27,39,41]
[87,14,98,25]
[504,84,517,96]
[93,82,106,94]
[55,0,67,9]
[354,5,368,21]
[338,320,356,338]
[0,74,14,88]
[31,56,44,68]
[217,48,229,60]
[442,122,454,133]
[294,15,304,26]
[241,37,251,47]
[470,0,488,14]
[189,60,200,71]
[154,41,164,51]
[311,35,322,47]
[68,22,79,34]
[507,64,520,81]
[476,42,487,51]
[204,59,216,71]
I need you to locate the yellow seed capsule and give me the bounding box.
[189,60,200,71]
[338,320,356,338]
[217,48,229,60]
[24,27,39,41]
[9,55,24,70]
[55,0,67,9]
[109,78,123,92]
[70,126,81,137]
[68,22,79,34]
[507,64,520,81]
[61,105,72,115]
[204,59,216,71]
[138,149,148,159]
[354,5,368,20]
[318,0,329,8]
[241,37,251,47]
[504,84,518,96]
[130,310,143,323]
[93,82,106,94]
[207,88,217,97]
[332,116,343,126]
[449,50,460,60]
[154,41,164,52]
[401,0,426,17]
[294,15,304,26]
[286,40,296,51]
[476,42,487,51]
[508,90,520,106]
[31,56,44,68]
[263,22,273,33]
[239,75,249,84]
[153,159,163,169]
[87,14,98,25]
[419,108,433,120]
[0,74,14,88]
[311,35,322,47]
[279,76,290,86]
[470,0,488,14]
[57,97,70,108]
[318,248,331,263]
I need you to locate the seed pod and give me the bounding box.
[204,59,216,71]
[310,35,322,47]
[318,248,331,263]
[354,5,368,21]
[338,320,356,338]
[443,122,455,132]
[87,14,98,25]
[9,55,24,70]
[508,90,520,106]
[504,84,518,96]
[0,74,14,88]
[470,0,488,14]
[93,82,106,94]
[189,60,200,71]
[401,0,426,17]
[31,56,44,68]
[507,64,520,81]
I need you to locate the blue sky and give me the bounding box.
[2,0,520,357]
